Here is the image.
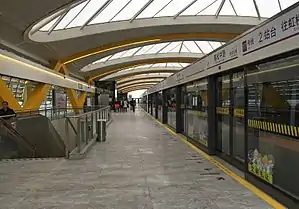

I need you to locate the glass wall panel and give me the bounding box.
[181,86,186,133]
[184,79,208,146]
[152,93,156,117]
[148,94,153,114]
[158,91,163,121]
[232,71,246,162]
[216,75,231,155]
[247,55,299,197]
[166,87,176,128]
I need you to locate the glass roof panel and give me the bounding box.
[167,63,182,67]
[146,43,169,54]
[169,43,182,53]
[181,44,191,53]
[184,41,202,53]
[219,0,236,16]
[122,47,141,56]
[159,42,181,53]
[67,0,107,28]
[256,0,281,18]
[111,0,149,22]
[91,40,225,65]
[280,0,299,10]
[155,0,194,17]
[40,16,60,31]
[137,0,172,19]
[91,55,113,64]
[180,63,189,67]
[55,2,88,30]
[90,41,222,64]
[152,63,167,67]
[90,0,131,24]
[109,51,127,60]
[209,41,222,50]
[181,0,217,15]
[135,45,155,55]
[38,0,299,32]
[135,64,153,69]
[198,0,222,15]
[230,0,257,17]
[195,41,213,53]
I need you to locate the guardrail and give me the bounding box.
[2,106,105,121]
[64,106,111,158]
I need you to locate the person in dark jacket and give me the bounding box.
[130,99,136,112]
[0,101,16,120]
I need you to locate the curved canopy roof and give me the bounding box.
[91,41,225,65]
[36,0,295,33]
[99,62,188,80]
[1,0,297,93]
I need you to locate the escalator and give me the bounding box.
[0,118,35,159]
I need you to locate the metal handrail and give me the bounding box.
[66,106,110,119]
[0,117,36,157]
[64,106,111,157]
[0,114,16,118]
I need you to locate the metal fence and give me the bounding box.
[64,106,111,157]
[7,106,105,121]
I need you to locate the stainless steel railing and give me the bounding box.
[64,106,111,157]
[7,106,105,121]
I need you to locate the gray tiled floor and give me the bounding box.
[0,107,273,209]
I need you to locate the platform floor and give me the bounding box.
[0,107,273,209]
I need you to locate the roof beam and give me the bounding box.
[30,0,84,34]
[278,0,282,11]
[65,0,92,29]
[118,78,164,87]
[81,0,114,29]
[196,0,219,15]
[174,0,198,19]
[120,86,153,93]
[228,0,237,16]
[118,76,168,84]
[47,11,68,34]
[253,0,261,20]
[110,0,133,22]
[130,0,155,23]
[216,0,226,18]
[153,0,174,17]
[119,83,157,91]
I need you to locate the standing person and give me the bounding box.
[0,101,16,134]
[0,101,16,121]
[114,101,120,112]
[131,99,136,113]
[124,100,128,112]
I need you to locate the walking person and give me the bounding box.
[124,100,128,112]
[120,100,124,113]
[130,99,136,113]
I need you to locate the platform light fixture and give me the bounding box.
[0,53,95,90]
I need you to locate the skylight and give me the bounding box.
[39,0,298,32]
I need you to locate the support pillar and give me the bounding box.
[154,93,158,119]
[162,90,167,124]
[111,81,116,111]
[176,86,183,133]
[207,75,217,155]
[150,94,153,115]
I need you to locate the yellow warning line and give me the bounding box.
[144,110,286,209]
